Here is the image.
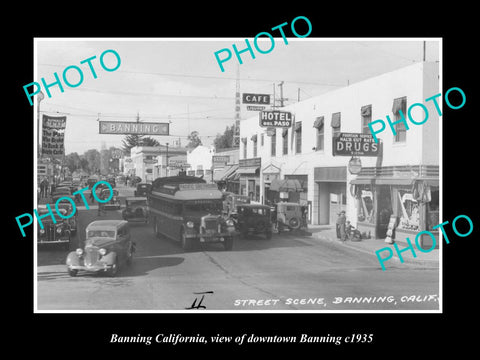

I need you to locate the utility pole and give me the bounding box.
[297,88,300,102]
[272,83,276,110]
[277,81,288,107]
[423,40,426,61]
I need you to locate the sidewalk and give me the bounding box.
[305,224,440,269]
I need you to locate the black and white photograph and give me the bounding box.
[31,37,442,312]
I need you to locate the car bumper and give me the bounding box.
[67,262,114,273]
[38,239,70,244]
[186,230,235,242]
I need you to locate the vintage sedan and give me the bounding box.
[122,197,149,222]
[275,202,308,232]
[134,182,152,197]
[66,220,135,277]
[99,188,121,210]
[49,202,77,235]
[51,186,76,203]
[234,204,272,239]
[37,206,72,250]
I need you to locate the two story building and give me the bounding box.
[240,61,440,246]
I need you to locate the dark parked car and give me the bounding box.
[222,192,250,217]
[234,204,272,239]
[134,183,152,197]
[122,197,149,222]
[37,206,72,250]
[66,220,135,277]
[50,202,77,235]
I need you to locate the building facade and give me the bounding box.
[240,62,439,246]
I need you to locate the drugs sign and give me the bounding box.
[259,111,293,127]
[333,133,379,157]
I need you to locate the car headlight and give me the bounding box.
[56,227,63,234]
[226,219,234,226]
[76,248,83,256]
[99,248,107,256]
[186,221,194,228]
[39,229,45,234]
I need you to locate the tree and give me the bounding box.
[82,149,101,174]
[64,152,82,173]
[121,134,160,155]
[186,131,202,149]
[213,125,235,151]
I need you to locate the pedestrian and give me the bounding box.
[336,210,347,242]
[39,180,45,198]
[97,190,106,216]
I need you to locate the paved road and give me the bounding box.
[36,185,440,311]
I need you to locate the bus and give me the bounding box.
[148,175,236,250]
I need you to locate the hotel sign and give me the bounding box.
[99,121,169,135]
[259,111,293,128]
[333,133,379,157]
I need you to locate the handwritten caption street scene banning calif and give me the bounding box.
[110,332,374,346]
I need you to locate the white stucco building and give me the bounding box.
[239,61,440,246]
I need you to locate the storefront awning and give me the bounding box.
[213,164,238,182]
[375,177,414,185]
[237,167,259,175]
[270,178,303,192]
[350,177,374,185]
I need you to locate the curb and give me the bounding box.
[311,231,439,269]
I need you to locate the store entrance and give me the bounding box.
[376,185,393,238]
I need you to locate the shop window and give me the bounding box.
[361,105,372,134]
[395,187,420,231]
[271,133,276,156]
[357,188,375,223]
[427,188,439,231]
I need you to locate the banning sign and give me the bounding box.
[333,133,379,157]
[99,121,169,135]
[259,111,293,128]
[42,115,66,157]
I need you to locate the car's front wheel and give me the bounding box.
[224,236,233,250]
[107,260,118,277]
[181,229,193,251]
[68,269,77,277]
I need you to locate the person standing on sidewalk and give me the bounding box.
[336,210,347,242]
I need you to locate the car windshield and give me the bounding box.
[87,230,115,238]
[184,201,222,214]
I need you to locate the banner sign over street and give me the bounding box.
[332,132,379,157]
[259,110,293,127]
[42,115,66,158]
[99,121,169,135]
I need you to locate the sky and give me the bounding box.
[35,38,440,155]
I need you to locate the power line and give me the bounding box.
[38,63,344,87]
